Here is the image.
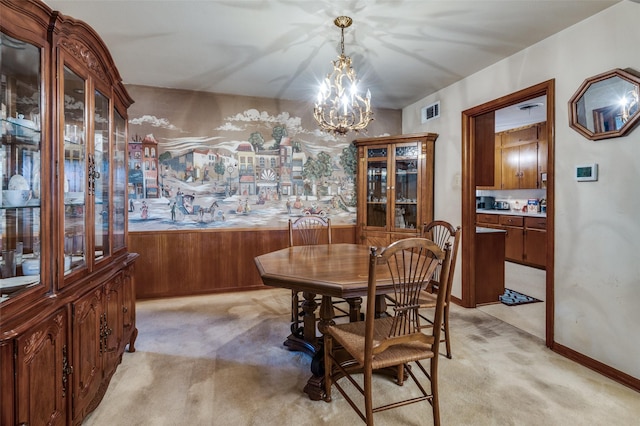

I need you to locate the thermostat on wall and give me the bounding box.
[576,163,598,181]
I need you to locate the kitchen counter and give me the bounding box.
[476,226,506,233]
[476,209,546,218]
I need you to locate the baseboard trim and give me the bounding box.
[552,342,639,393]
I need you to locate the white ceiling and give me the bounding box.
[44,0,621,110]
[495,95,547,132]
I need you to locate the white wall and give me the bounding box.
[402,1,640,379]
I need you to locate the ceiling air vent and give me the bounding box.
[421,101,440,123]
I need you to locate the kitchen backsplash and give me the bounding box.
[476,188,546,212]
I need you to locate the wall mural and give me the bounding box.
[125,85,401,231]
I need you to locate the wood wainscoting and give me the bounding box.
[128,225,357,299]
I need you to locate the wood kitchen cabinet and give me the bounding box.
[494,122,547,190]
[475,227,506,305]
[524,217,547,268]
[501,124,538,145]
[354,133,437,246]
[476,213,546,269]
[0,1,138,424]
[499,215,525,262]
[475,111,500,189]
[537,123,548,188]
[501,142,539,189]
[476,133,502,190]
[476,213,499,226]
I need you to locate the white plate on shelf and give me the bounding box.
[0,275,40,293]
[8,174,29,190]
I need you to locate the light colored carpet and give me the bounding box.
[478,262,546,339]
[83,289,639,425]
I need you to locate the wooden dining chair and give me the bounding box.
[417,221,461,359]
[288,216,349,337]
[323,237,451,426]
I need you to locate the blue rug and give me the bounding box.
[499,288,541,306]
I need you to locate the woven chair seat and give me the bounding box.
[328,316,436,370]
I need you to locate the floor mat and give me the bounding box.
[499,288,542,306]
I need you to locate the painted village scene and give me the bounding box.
[126,104,362,231]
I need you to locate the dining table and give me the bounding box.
[254,243,397,400]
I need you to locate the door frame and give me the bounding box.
[461,79,555,348]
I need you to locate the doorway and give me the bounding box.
[461,80,555,348]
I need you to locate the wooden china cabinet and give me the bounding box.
[354,133,437,247]
[0,1,138,425]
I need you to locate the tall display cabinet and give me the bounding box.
[354,133,438,247]
[0,1,138,425]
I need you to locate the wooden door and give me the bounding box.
[476,133,502,190]
[15,308,68,426]
[501,145,520,189]
[492,134,503,190]
[0,342,14,425]
[538,138,548,189]
[525,228,547,268]
[104,274,124,378]
[519,142,539,188]
[474,111,496,187]
[502,225,524,262]
[72,288,103,421]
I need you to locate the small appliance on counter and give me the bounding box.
[494,201,510,210]
[476,196,495,210]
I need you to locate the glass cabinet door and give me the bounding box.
[93,90,110,261]
[393,143,419,230]
[113,109,126,251]
[0,33,43,300]
[63,66,86,274]
[364,146,388,228]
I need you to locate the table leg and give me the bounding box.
[347,297,363,322]
[375,294,388,318]
[317,295,336,335]
[283,291,319,356]
[304,295,336,401]
[302,292,318,344]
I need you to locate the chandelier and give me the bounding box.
[313,16,373,136]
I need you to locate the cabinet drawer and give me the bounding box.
[499,215,524,227]
[476,213,499,225]
[525,217,546,229]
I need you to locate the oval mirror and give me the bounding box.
[569,68,640,140]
